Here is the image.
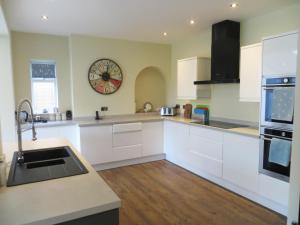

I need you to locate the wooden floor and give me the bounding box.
[99,160,286,225]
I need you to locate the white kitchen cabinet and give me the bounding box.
[263,32,298,76]
[142,121,164,156]
[258,174,289,206]
[112,123,142,161]
[223,133,259,193]
[240,43,262,102]
[23,125,80,149]
[188,126,223,177]
[80,125,113,165]
[164,121,189,163]
[177,57,211,100]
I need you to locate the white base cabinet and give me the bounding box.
[223,133,259,193]
[23,125,80,149]
[164,121,189,163]
[80,125,113,165]
[112,123,143,161]
[164,120,289,215]
[142,121,164,156]
[258,174,289,206]
[188,126,223,177]
[79,121,164,166]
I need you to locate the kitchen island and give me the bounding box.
[0,138,121,225]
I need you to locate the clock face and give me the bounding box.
[88,59,123,95]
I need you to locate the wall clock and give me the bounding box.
[88,59,123,95]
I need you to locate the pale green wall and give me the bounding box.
[135,67,166,112]
[11,32,72,112]
[69,35,171,117]
[10,2,300,121]
[169,2,300,123]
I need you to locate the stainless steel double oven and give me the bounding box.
[259,76,296,182]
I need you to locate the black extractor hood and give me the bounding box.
[194,20,240,85]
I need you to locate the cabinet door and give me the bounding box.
[223,133,259,193]
[142,121,164,156]
[79,125,112,165]
[240,43,262,102]
[263,32,298,76]
[188,126,223,177]
[164,121,189,162]
[177,57,197,100]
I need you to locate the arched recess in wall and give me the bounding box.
[135,67,166,113]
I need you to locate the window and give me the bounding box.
[31,61,58,113]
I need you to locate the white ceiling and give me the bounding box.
[3,0,299,43]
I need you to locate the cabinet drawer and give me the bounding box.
[188,150,223,177]
[113,131,142,147]
[258,174,289,206]
[113,144,142,161]
[113,123,142,133]
[190,126,223,142]
[189,134,223,160]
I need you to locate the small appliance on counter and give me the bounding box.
[160,107,177,116]
[66,110,73,120]
[184,104,193,119]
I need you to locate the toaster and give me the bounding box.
[160,107,177,116]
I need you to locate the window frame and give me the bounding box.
[30,60,59,114]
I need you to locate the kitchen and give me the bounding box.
[0,0,300,225]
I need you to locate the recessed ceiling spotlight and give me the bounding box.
[163,32,167,36]
[190,20,195,25]
[230,2,238,8]
[41,15,48,21]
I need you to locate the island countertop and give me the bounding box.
[0,138,121,225]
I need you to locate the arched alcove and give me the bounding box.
[135,67,166,113]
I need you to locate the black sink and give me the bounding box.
[7,146,88,187]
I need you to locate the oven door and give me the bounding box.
[261,85,295,129]
[259,130,292,182]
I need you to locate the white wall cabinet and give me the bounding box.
[142,121,164,156]
[223,133,260,193]
[177,57,211,100]
[240,43,262,102]
[263,32,298,76]
[188,126,223,177]
[80,125,113,165]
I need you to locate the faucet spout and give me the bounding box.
[16,99,37,164]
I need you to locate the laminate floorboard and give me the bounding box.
[99,160,286,225]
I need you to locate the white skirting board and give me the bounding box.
[93,154,166,171]
[166,156,288,216]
